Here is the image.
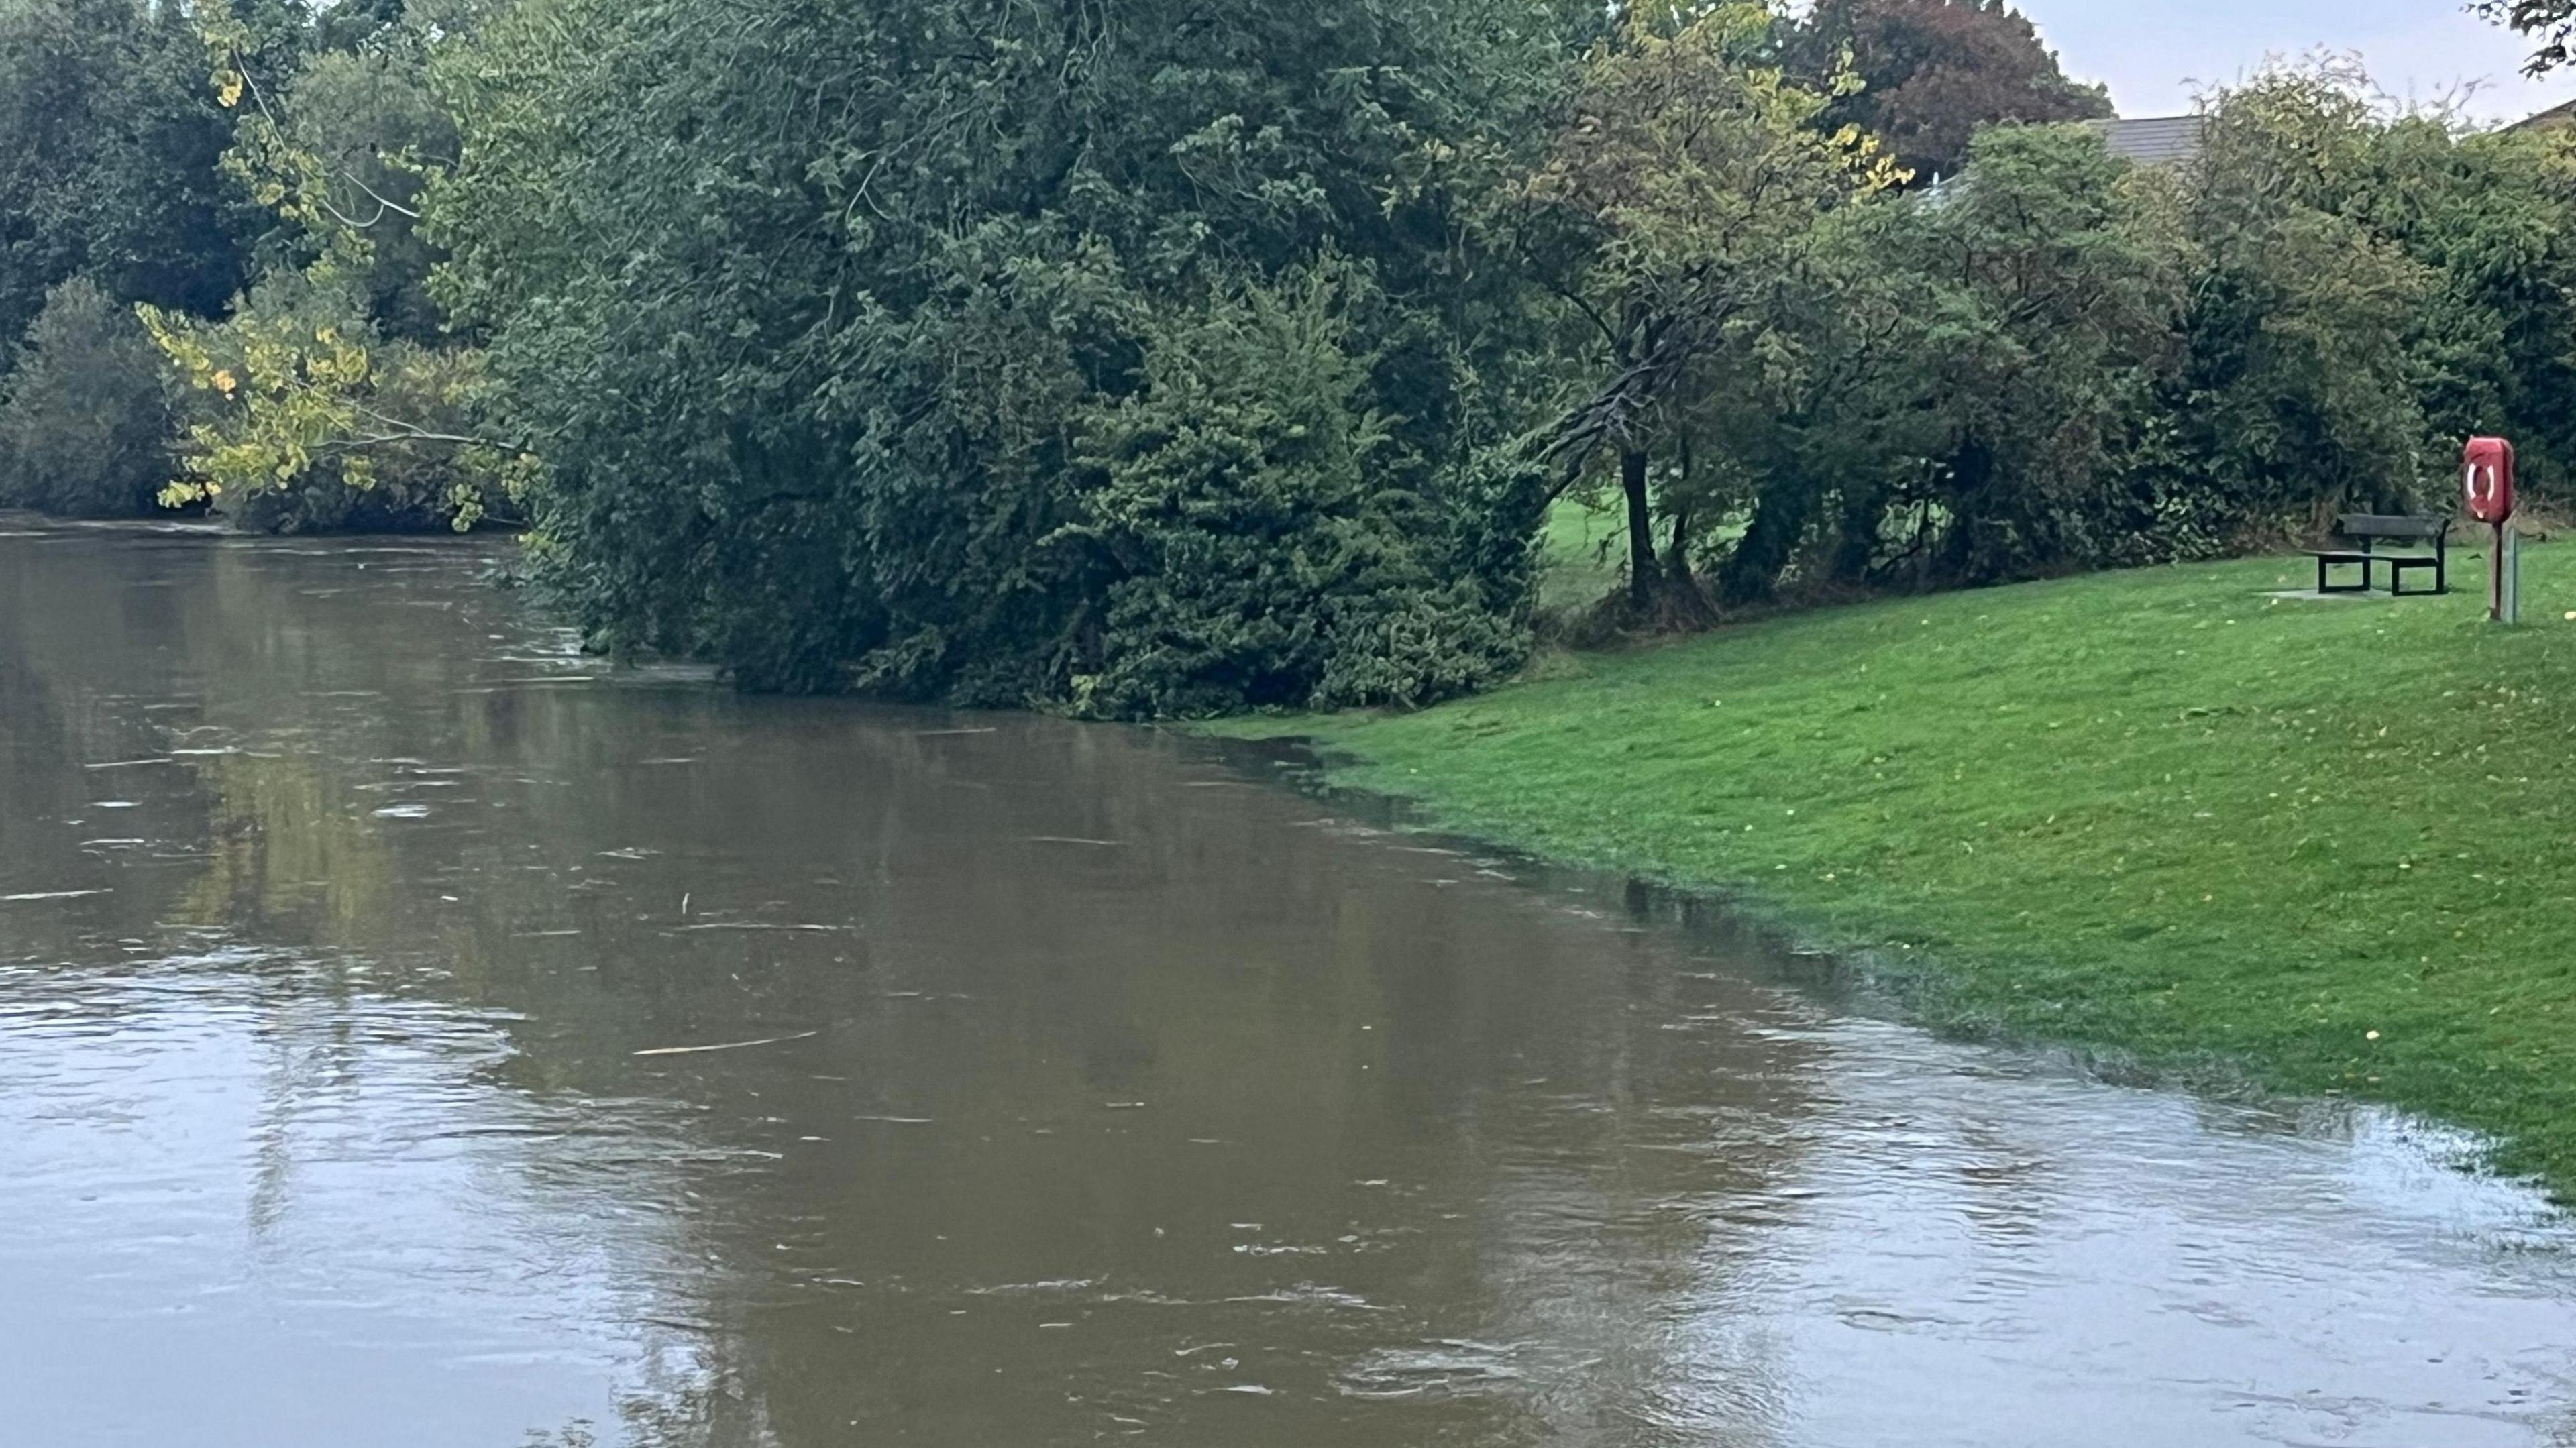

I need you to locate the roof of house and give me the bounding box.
[2510,98,2576,132]
[1919,115,2206,205]
[2091,115,2206,166]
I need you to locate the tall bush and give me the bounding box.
[1069,264,1531,717]
[0,276,174,516]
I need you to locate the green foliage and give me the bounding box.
[431,0,1585,709]
[145,267,519,532]
[1668,65,2576,612]
[276,36,458,341]
[0,276,175,516]
[141,0,506,535]
[2483,0,2576,74]
[2174,71,2438,518]
[1731,123,2189,596]
[1069,264,1531,716]
[0,0,251,353]
[1509,2,1900,610]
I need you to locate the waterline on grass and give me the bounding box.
[1187,730,2576,1443]
[1214,730,2564,1208]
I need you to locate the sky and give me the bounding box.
[2017,0,2576,125]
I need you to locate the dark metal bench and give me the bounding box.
[2307,514,2450,596]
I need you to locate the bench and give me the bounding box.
[2308,514,2450,596]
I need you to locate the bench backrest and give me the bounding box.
[2337,513,2450,541]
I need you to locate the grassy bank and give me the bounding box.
[1227,543,2576,1193]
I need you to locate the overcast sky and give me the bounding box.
[2018,0,2576,125]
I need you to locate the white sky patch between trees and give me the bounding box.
[2017,0,2576,125]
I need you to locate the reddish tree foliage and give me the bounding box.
[1791,0,2112,183]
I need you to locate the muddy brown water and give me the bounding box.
[5,522,2576,1448]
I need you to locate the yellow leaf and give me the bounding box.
[212,369,237,396]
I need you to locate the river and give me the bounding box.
[3,522,2575,1447]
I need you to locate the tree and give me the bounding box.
[2481,1,2576,74]
[2176,70,2446,522]
[144,266,523,532]
[1790,0,2110,182]
[0,0,251,357]
[1813,125,2185,590]
[0,275,176,516]
[143,0,519,533]
[429,0,1589,706]
[1512,1,1897,618]
[1069,262,1529,715]
[2337,110,2576,499]
[275,36,459,343]
[1692,62,2575,610]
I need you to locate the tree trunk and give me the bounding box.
[1937,435,1994,584]
[1829,486,1883,585]
[1717,480,1813,607]
[1623,447,1655,608]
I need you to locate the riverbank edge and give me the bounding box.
[1214,726,2386,1109]
[1197,548,2576,1203]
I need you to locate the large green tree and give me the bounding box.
[0,0,252,358]
[1677,123,2186,604]
[1511,1,1898,619]
[431,0,1589,709]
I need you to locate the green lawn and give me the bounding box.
[1229,544,2576,1194]
[1538,496,1625,617]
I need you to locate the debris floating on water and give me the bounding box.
[633,1029,822,1057]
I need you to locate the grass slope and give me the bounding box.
[1238,546,2576,1192]
[1537,497,1625,617]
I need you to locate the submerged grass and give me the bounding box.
[1224,544,2576,1194]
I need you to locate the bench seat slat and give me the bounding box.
[2336,513,2450,540]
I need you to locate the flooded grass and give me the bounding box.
[1224,542,2576,1196]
